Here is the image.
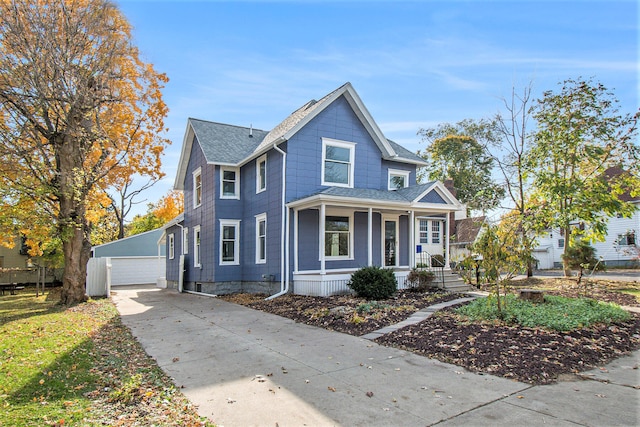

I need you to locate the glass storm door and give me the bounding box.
[384,220,397,267]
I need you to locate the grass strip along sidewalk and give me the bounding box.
[0,288,213,427]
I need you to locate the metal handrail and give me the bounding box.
[415,251,446,289]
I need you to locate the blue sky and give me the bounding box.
[115,0,638,217]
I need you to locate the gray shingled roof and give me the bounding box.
[189,118,269,165]
[387,139,427,164]
[187,83,426,167]
[255,84,348,153]
[293,181,438,204]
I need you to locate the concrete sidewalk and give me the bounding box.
[112,285,640,427]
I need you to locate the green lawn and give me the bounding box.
[0,288,212,426]
[456,294,631,332]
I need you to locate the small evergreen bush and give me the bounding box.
[347,266,397,300]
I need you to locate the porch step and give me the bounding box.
[431,271,473,293]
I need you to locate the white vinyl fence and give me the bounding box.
[86,256,164,297]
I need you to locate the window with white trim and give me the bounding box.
[618,232,636,246]
[220,220,240,265]
[431,221,441,244]
[322,138,355,187]
[182,228,189,255]
[325,215,351,258]
[419,219,429,244]
[220,167,240,199]
[168,233,175,259]
[193,168,202,208]
[256,155,266,193]
[193,226,201,268]
[256,213,266,264]
[388,169,410,190]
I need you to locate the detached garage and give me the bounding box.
[87,229,166,296]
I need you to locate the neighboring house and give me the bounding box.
[533,168,639,269]
[0,237,61,285]
[449,216,486,265]
[164,82,463,296]
[0,236,32,269]
[87,228,166,295]
[534,210,639,269]
[91,228,166,258]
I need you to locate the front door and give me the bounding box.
[384,219,398,267]
[416,218,443,266]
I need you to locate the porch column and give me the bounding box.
[368,207,373,266]
[409,210,415,268]
[293,208,299,273]
[319,203,325,275]
[444,215,450,269]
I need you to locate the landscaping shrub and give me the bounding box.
[347,266,397,300]
[431,254,446,267]
[406,268,436,292]
[456,294,631,332]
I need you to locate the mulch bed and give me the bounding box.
[222,290,458,336]
[221,277,640,385]
[375,307,640,384]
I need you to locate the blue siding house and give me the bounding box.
[164,83,462,296]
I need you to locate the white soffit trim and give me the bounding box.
[174,121,196,190]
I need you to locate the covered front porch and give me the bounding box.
[287,183,462,296]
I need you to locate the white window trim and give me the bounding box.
[388,169,410,190]
[418,218,429,244]
[220,166,240,199]
[182,228,189,255]
[255,213,267,264]
[168,233,175,260]
[323,210,354,261]
[431,220,441,244]
[321,138,355,188]
[219,219,241,265]
[193,167,202,209]
[193,225,201,268]
[256,154,267,194]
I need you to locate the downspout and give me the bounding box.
[172,223,185,292]
[267,143,289,299]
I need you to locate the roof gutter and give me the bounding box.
[266,143,289,300]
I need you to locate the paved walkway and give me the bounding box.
[112,286,640,427]
[361,296,478,340]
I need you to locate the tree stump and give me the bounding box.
[519,289,545,303]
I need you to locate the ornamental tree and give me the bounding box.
[528,78,639,276]
[0,0,169,304]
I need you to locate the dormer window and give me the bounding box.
[220,167,240,199]
[322,138,355,188]
[388,169,410,190]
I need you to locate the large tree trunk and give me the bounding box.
[57,131,91,305]
[60,222,91,305]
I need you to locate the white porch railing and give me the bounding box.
[293,270,411,297]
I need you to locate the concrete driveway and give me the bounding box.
[112,286,639,426]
